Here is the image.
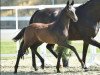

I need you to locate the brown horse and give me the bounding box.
[13,1,84,73]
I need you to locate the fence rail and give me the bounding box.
[1,4,81,10]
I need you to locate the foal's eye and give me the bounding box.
[67,8,70,11]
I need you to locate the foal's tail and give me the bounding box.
[13,10,40,42]
[13,27,26,42]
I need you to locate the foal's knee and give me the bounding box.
[18,50,25,58]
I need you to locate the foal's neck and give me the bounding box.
[53,9,70,30]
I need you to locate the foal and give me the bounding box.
[14,1,84,73]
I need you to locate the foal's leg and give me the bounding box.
[82,42,89,68]
[56,41,84,73]
[46,44,58,58]
[56,49,63,73]
[64,44,84,68]
[14,40,24,73]
[34,49,44,69]
[30,46,37,71]
[15,38,35,73]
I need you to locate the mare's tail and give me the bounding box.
[13,27,26,42]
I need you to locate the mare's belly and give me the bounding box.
[68,26,82,40]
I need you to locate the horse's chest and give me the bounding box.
[63,30,68,37]
[58,29,69,38]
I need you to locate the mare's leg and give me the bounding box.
[46,44,57,58]
[84,38,100,48]
[82,42,89,68]
[34,49,44,69]
[82,39,100,69]
[30,43,44,69]
[14,40,24,73]
[82,37,100,68]
[78,30,100,48]
[78,30,100,68]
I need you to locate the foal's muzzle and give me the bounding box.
[72,16,78,22]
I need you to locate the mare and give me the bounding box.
[13,1,84,73]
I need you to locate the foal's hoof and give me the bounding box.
[57,70,61,73]
[14,71,17,74]
[14,68,17,74]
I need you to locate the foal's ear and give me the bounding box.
[71,0,74,5]
[67,0,69,6]
[66,0,69,8]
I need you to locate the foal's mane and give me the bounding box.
[55,7,67,21]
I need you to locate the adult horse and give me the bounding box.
[13,0,100,70]
[13,1,84,73]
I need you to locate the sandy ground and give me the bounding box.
[1,54,100,75]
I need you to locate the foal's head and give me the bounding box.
[65,0,78,22]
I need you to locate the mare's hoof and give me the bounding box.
[63,59,69,67]
[84,67,89,72]
[84,67,88,69]
[35,68,38,71]
[57,70,61,73]
[41,65,44,69]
